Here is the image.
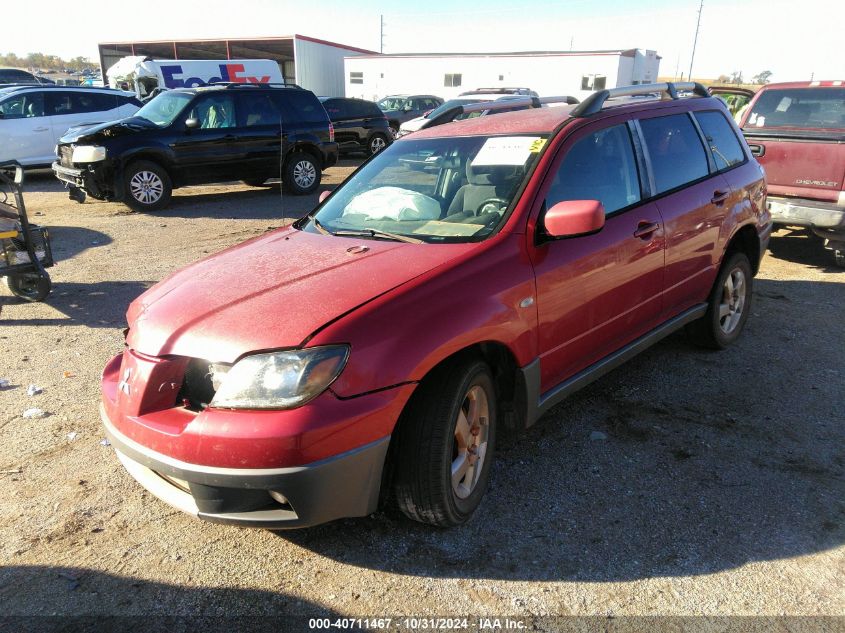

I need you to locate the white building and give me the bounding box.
[344,49,660,101]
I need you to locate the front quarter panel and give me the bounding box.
[311,233,538,398]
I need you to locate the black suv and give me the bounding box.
[52,84,338,212]
[318,97,392,156]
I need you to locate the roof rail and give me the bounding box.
[571,82,710,117]
[207,81,303,89]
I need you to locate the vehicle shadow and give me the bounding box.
[767,227,843,272]
[278,278,845,582]
[0,564,336,625]
[0,280,150,328]
[19,168,65,194]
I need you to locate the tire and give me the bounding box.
[283,152,321,195]
[368,133,388,156]
[123,160,172,212]
[7,273,51,302]
[241,178,272,187]
[389,124,399,139]
[392,358,497,527]
[686,251,753,349]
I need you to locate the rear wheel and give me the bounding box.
[392,358,497,527]
[283,152,321,195]
[7,272,51,302]
[368,133,388,156]
[687,251,753,349]
[123,160,172,212]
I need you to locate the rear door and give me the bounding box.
[0,91,53,165]
[233,92,282,179]
[322,99,357,150]
[636,111,726,318]
[530,119,665,390]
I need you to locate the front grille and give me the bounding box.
[59,146,73,167]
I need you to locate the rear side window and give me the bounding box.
[694,110,745,170]
[639,114,709,194]
[46,91,119,115]
[547,124,641,215]
[274,90,328,125]
[746,87,845,129]
[238,93,279,127]
[0,92,44,118]
[0,69,36,82]
[321,99,349,119]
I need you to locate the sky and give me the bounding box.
[4,0,843,82]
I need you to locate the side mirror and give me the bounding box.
[543,199,605,239]
[14,166,24,185]
[185,117,199,130]
[318,190,331,204]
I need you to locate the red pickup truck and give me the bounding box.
[736,81,845,266]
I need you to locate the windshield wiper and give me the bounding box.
[311,217,334,236]
[333,228,424,244]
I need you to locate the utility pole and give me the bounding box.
[380,14,385,54]
[688,0,703,82]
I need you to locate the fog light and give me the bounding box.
[269,491,289,505]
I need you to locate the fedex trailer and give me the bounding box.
[106,56,284,99]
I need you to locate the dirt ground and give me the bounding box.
[0,161,843,623]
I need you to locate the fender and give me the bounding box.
[308,231,539,399]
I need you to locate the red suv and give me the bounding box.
[101,83,770,529]
[735,81,844,266]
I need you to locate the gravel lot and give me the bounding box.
[0,161,843,622]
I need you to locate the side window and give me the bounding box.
[639,114,709,194]
[273,91,327,124]
[693,110,746,170]
[547,124,641,215]
[239,94,279,127]
[188,94,237,129]
[0,92,44,119]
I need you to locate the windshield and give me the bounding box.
[425,99,480,119]
[135,91,194,127]
[745,88,845,130]
[378,96,410,111]
[302,135,548,243]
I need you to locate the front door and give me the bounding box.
[171,93,240,184]
[0,91,53,165]
[530,121,665,392]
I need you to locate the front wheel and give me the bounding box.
[283,152,321,195]
[7,273,51,301]
[392,358,497,527]
[123,160,172,212]
[687,251,753,349]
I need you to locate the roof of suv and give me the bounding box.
[407,90,723,139]
[758,80,843,90]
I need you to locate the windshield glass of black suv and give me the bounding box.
[303,135,547,243]
[135,91,194,127]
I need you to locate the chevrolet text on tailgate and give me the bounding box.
[101,83,771,529]
[738,80,845,266]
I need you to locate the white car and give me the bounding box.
[0,86,140,166]
[397,94,533,137]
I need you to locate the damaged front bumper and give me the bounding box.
[52,161,114,200]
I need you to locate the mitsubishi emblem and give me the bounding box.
[118,368,132,396]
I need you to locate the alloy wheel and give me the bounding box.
[129,171,164,205]
[719,267,746,334]
[451,385,490,499]
[293,160,316,189]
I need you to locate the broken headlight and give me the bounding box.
[71,145,107,163]
[209,346,349,410]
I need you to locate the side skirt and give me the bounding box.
[520,303,707,427]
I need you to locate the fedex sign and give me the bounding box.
[160,63,272,88]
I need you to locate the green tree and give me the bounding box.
[751,70,772,85]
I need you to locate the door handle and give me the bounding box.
[711,190,729,205]
[32,126,49,132]
[633,221,660,239]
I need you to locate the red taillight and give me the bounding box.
[329,122,335,142]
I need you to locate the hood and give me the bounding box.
[126,226,468,362]
[400,116,428,133]
[60,116,155,143]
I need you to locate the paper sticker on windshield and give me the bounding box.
[473,137,542,166]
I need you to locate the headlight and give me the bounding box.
[71,145,107,163]
[209,346,349,410]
